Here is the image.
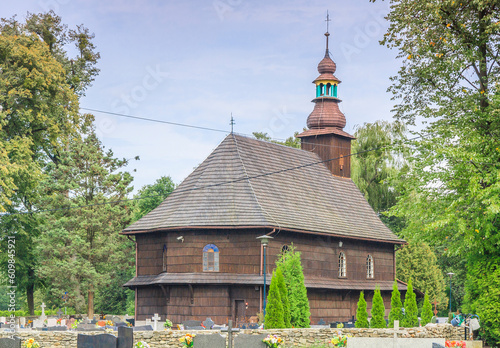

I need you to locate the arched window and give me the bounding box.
[338,252,346,277]
[366,255,374,279]
[162,244,167,272]
[203,244,219,272]
[282,245,290,253]
[326,83,332,96]
[319,83,324,96]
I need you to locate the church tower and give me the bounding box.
[297,16,355,178]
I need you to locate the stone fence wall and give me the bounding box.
[0,324,465,348]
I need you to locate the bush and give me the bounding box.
[402,278,418,327]
[421,293,433,326]
[388,280,403,328]
[264,270,284,329]
[355,291,369,328]
[370,286,386,328]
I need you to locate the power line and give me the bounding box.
[0,133,426,217]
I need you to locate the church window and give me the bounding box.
[203,244,219,272]
[162,244,167,272]
[326,83,332,96]
[281,245,290,253]
[319,83,325,96]
[366,255,374,278]
[338,252,346,277]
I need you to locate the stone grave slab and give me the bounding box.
[183,320,201,327]
[117,326,133,348]
[132,325,153,331]
[347,338,446,348]
[77,333,117,348]
[0,317,6,324]
[47,318,57,326]
[193,334,225,348]
[32,319,43,328]
[115,322,127,327]
[19,318,26,328]
[202,318,215,329]
[0,337,21,348]
[77,323,104,331]
[234,333,267,348]
[433,344,445,348]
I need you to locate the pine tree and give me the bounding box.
[421,293,433,326]
[402,278,418,327]
[355,291,369,328]
[370,286,387,328]
[277,245,310,328]
[275,266,291,328]
[388,280,403,328]
[264,270,284,329]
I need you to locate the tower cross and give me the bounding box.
[230,114,235,134]
[324,11,331,55]
[325,10,331,33]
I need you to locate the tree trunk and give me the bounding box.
[88,285,94,319]
[27,267,35,315]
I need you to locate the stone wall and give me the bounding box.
[0,324,465,348]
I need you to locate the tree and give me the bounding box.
[370,286,387,328]
[37,117,135,317]
[396,241,448,311]
[402,278,418,327]
[264,270,285,329]
[373,0,500,342]
[132,176,176,223]
[351,120,408,231]
[355,291,369,328]
[275,266,291,328]
[252,131,300,149]
[388,280,403,328]
[277,245,310,328]
[421,293,433,326]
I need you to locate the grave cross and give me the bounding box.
[152,313,161,331]
[57,309,63,318]
[41,302,46,316]
[432,300,439,316]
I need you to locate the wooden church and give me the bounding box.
[123,28,406,325]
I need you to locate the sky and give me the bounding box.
[4,0,402,192]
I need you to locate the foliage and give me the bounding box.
[396,241,448,311]
[263,334,284,348]
[264,270,285,329]
[253,131,301,149]
[275,266,291,328]
[351,120,408,230]
[402,278,418,327]
[372,0,500,341]
[421,293,433,326]
[164,319,173,328]
[179,333,195,348]
[355,291,369,328]
[464,254,500,346]
[388,280,403,328]
[132,176,176,223]
[134,342,150,348]
[36,118,135,317]
[445,341,466,348]
[276,245,310,328]
[370,286,386,328]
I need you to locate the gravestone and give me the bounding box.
[183,320,201,327]
[77,323,104,331]
[234,333,267,348]
[432,344,445,348]
[0,317,6,324]
[202,318,215,329]
[32,319,43,329]
[19,318,26,328]
[193,334,226,348]
[115,322,127,327]
[40,303,47,322]
[0,337,21,348]
[47,318,57,326]
[132,325,153,331]
[77,333,117,348]
[117,326,133,348]
[318,318,326,325]
[151,313,161,331]
[57,309,63,317]
[46,326,67,331]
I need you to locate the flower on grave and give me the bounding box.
[336,322,344,328]
[43,319,48,325]
[331,333,351,347]
[22,338,40,348]
[135,342,150,348]
[71,319,80,329]
[164,319,173,328]
[262,334,283,348]
[445,341,466,348]
[106,320,113,326]
[56,318,62,325]
[179,333,196,347]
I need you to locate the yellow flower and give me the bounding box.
[447,23,451,27]
[475,229,479,233]
[407,54,412,59]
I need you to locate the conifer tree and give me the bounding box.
[370,286,387,328]
[388,280,403,328]
[264,270,284,329]
[276,266,291,328]
[277,245,310,328]
[355,291,369,328]
[421,293,433,326]
[402,278,418,327]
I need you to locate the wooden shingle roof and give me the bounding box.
[122,134,402,244]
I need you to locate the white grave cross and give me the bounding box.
[393,320,399,339]
[40,302,47,322]
[152,313,161,331]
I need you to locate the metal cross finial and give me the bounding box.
[230,114,235,134]
[325,10,331,33]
